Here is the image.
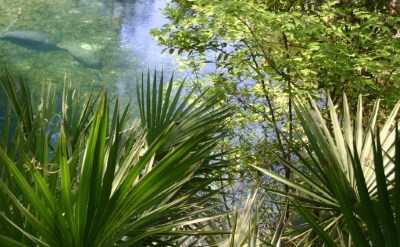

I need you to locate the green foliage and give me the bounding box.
[137,71,230,158]
[152,0,400,171]
[153,1,400,239]
[255,94,400,245]
[153,0,399,107]
[0,68,230,246]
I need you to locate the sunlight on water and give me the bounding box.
[0,0,174,103]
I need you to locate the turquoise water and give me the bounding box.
[0,0,174,101]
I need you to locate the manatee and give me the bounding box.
[0,30,103,69]
[0,31,58,51]
[57,41,103,69]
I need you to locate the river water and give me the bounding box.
[0,0,174,103]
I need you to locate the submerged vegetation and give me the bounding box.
[0,0,399,246]
[0,0,172,97]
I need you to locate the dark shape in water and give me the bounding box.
[0,31,58,51]
[57,41,103,69]
[0,30,103,69]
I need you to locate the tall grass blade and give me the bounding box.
[372,130,397,246]
[395,121,400,243]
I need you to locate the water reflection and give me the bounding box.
[114,0,174,96]
[120,0,171,67]
[0,0,173,100]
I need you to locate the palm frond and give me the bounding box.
[255,94,400,245]
[0,69,230,246]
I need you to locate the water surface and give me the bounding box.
[0,0,173,102]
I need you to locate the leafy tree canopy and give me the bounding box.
[152,0,400,107]
[152,1,400,237]
[152,0,400,181]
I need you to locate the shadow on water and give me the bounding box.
[0,0,174,109]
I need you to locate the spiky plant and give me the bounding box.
[0,68,230,246]
[254,94,400,246]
